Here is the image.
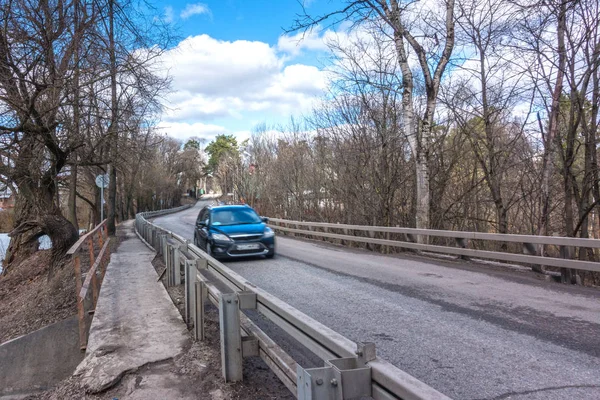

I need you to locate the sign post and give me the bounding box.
[95,174,110,221]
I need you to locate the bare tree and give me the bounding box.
[0,0,92,272]
[291,0,456,235]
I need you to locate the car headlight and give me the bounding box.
[263,228,275,238]
[212,233,231,242]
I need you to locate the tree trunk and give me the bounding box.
[3,143,78,275]
[538,0,567,238]
[415,155,430,232]
[106,0,118,235]
[68,163,79,232]
[107,163,117,234]
[68,0,81,233]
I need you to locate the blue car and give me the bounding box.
[193,204,275,259]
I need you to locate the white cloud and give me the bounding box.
[158,34,328,127]
[277,25,353,57]
[180,3,211,19]
[156,121,252,144]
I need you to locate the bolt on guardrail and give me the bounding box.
[135,204,452,400]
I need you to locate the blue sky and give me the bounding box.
[151,0,346,143]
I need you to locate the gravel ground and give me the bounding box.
[152,201,600,400]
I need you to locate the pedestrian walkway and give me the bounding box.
[75,220,189,395]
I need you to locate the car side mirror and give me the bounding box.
[261,216,269,223]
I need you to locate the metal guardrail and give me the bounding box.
[135,206,451,400]
[66,220,110,351]
[268,218,600,280]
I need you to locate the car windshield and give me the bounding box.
[211,208,262,226]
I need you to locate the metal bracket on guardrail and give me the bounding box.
[237,291,257,309]
[197,258,208,270]
[297,342,376,400]
[242,336,259,358]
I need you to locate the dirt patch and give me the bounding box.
[0,229,124,345]
[0,251,75,344]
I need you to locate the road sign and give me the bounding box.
[95,174,109,188]
[96,174,109,221]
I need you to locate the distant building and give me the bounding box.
[0,188,14,209]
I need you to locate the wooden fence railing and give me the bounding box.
[66,220,110,351]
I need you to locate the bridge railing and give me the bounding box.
[66,220,110,351]
[268,218,600,282]
[135,206,451,400]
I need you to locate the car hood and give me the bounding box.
[211,223,266,236]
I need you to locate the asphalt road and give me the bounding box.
[153,200,600,400]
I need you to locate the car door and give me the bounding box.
[194,209,204,246]
[196,208,210,250]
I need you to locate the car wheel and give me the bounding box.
[206,242,213,257]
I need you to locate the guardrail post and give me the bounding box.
[559,244,580,284]
[97,227,104,248]
[162,236,168,264]
[185,260,196,325]
[87,237,95,266]
[91,266,99,309]
[522,242,544,273]
[195,280,206,341]
[73,255,87,351]
[405,233,417,243]
[367,230,374,251]
[173,245,185,285]
[166,243,175,286]
[455,238,469,260]
[385,230,389,254]
[156,233,163,256]
[219,293,243,382]
[522,242,537,256]
[81,288,93,350]
[194,259,208,340]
